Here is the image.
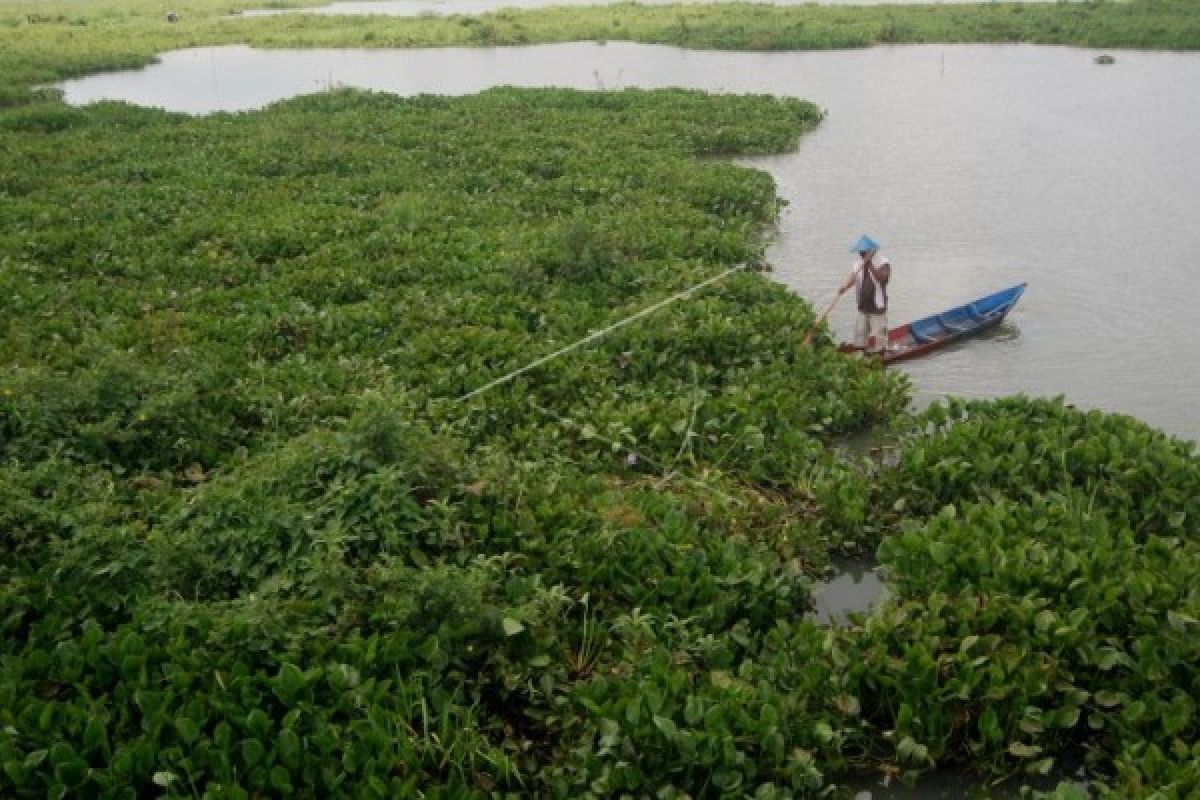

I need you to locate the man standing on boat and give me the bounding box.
[839,234,891,354]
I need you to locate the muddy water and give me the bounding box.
[57,43,1200,440]
[809,558,886,625]
[237,0,1079,17]
[849,765,1090,800]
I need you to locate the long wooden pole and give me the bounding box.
[801,289,845,347]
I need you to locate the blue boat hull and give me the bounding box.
[842,283,1027,364]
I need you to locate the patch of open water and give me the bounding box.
[56,43,1200,441]
[849,762,1091,800]
[809,556,886,625]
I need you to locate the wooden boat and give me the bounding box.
[840,283,1027,365]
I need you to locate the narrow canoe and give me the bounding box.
[839,283,1027,365]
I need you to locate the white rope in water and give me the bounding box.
[457,263,747,403]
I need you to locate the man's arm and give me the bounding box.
[838,267,858,295]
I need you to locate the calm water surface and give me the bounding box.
[808,557,885,625]
[58,43,1200,440]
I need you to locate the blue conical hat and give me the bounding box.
[850,234,879,253]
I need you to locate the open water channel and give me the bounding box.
[57,38,1186,797]
[59,42,1200,441]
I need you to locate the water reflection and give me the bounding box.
[56,43,1200,440]
[853,772,1004,800]
[849,752,1092,800]
[975,321,1021,344]
[809,557,886,625]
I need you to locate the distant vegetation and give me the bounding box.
[0,0,1197,798]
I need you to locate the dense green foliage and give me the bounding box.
[2,1,1198,797]
[850,397,1200,798]
[2,78,1198,798]
[0,85,903,798]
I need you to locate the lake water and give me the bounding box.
[57,43,1200,441]
[236,0,1078,18]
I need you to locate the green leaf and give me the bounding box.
[175,717,201,745]
[270,765,294,794]
[1122,700,1147,723]
[1053,706,1081,729]
[3,761,23,784]
[273,663,306,705]
[1034,610,1057,632]
[979,708,1002,742]
[652,715,678,740]
[712,769,742,791]
[241,738,265,767]
[501,617,525,637]
[245,709,271,739]
[83,718,110,757]
[277,729,302,761]
[834,694,860,717]
[710,671,732,689]
[1163,700,1192,736]
[625,696,641,725]
[897,736,928,763]
[1009,741,1042,758]
[1094,647,1123,670]
[1028,756,1056,775]
[1167,610,1197,632]
[47,743,78,769]
[684,696,704,726]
